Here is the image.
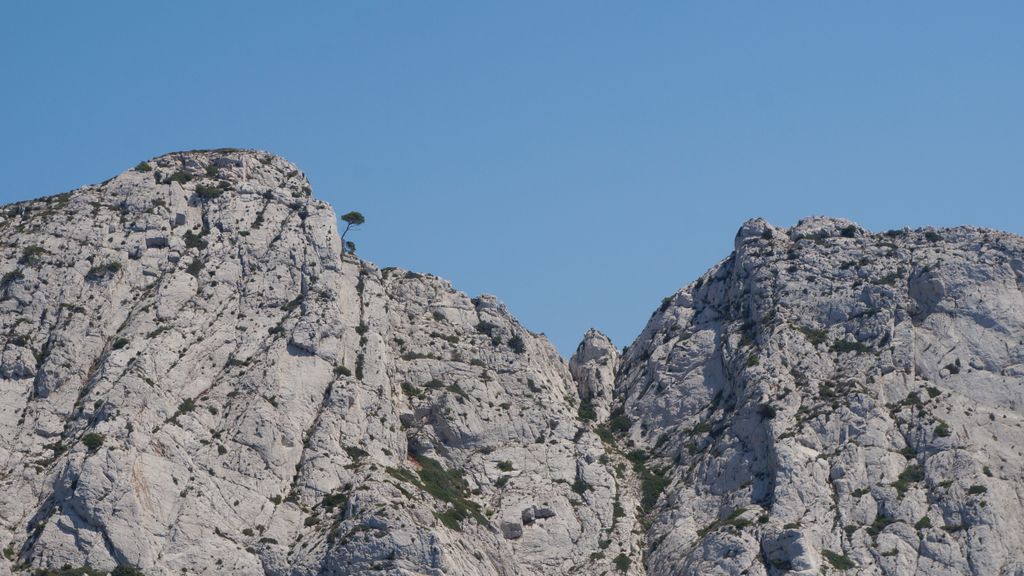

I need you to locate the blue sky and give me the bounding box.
[2,2,1023,355]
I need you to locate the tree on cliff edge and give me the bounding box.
[340,211,365,255]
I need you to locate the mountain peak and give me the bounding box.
[1,156,1023,575]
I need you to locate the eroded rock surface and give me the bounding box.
[569,329,618,423]
[1,153,1023,576]
[617,216,1024,576]
[0,151,640,575]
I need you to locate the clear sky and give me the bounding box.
[2,2,1023,355]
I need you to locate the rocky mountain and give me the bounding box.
[0,150,1022,576]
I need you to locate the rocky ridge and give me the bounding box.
[0,150,1022,575]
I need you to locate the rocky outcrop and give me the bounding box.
[0,150,640,575]
[569,329,618,423]
[1,152,1023,576]
[615,216,1024,576]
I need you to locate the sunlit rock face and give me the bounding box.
[1,152,1022,575]
[0,150,641,576]
[617,216,1024,576]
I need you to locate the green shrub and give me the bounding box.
[435,508,465,531]
[640,467,669,512]
[19,245,48,265]
[866,514,894,538]
[82,433,104,451]
[507,335,526,354]
[934,421,951,437]
[414,455,487,529]
[577,399,597,422]
[355,353,365,380]
[797,326,828,346]
[344,446,369,461]
[167,172,193,184]
[892,464,924,496]
[177,398,195,414]
[401,382,423,399]
[194,185,223,200]
[659,296,673,312]
[183,230,208,250]
[112,337,130,350]
[134,161,153,172]
[830,340,871,354]
[185,259,203,277]
[613,553,631,572]
[914,516,932,529]
[967,484,987,495]
[497,460,513,472]
[606,407,632,435]
[821,549,856,570]
[86,261,121,281]
[1,270,24,287]
[697,507,749,538]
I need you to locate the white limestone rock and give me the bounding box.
[3,155,1024,576]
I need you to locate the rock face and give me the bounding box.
[617,216,1024,576]
[569,329,618,423]
[0,151,642,576]
[0,153,1022,576]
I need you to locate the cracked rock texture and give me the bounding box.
[0,151,642,576]
[0,153,1022,576]
[617,216,1024,576]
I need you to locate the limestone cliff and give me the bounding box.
[1,151,1022,576]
